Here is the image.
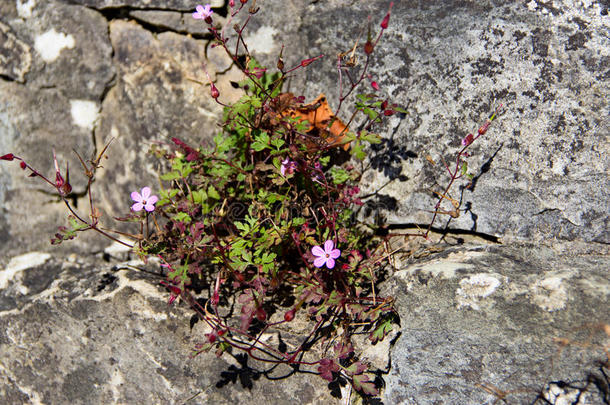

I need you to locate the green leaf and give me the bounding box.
[208,185,220,200]
[234,221,250,233]
[318,156,330,166]
[329,166,351,185]
[291,217,306,227]
[369,317,394,344]
[460,162,468,175]
[251,131,270,152]
[350,141,366,160]
[160,171,180,181]
[361,131,382,144]
[191,189,207,204]
[352,373,378,396]
[171,212,192,223]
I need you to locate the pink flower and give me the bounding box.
[311,240,341,269]
[131,187,158,212]
[193,4,213,20]
[249,67,267,79]
[280,157,297,176]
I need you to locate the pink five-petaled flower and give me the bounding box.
[193,4,213,20]
[131,187,158,212]
[280,157,297,176]
[311,240,341,269]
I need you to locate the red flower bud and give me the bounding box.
[381,100,388,110]
[364,41,374,55]
[54,158,72,196]
[284,308,296,322]
[210,83,220,99]
[381,2,393,29]
[371,81,380,91]
[0,153,15,161]
[256,307,267,322]
[211,290,219,306]
[20,161,26,170]
[462,133,474,146]
[240,0,247,4]
[300,58,315,67]
[384,109,394,116]
[478,121,491,135]
[300,54,323,68]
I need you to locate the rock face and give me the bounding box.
[0,253,338,404]
[258,0,609,244]
[0,0,608,404]
[382,242,610,404]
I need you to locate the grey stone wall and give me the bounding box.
[1,1,608,403]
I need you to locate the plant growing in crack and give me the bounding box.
[1,0,501,400]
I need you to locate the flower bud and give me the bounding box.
[284,308,296,322]
[206,332,217,343]
[20,161,26,170]
[0,153,15,161]
[381,2,393,29]
[256,307,267,322]
[210,83,220,99]
[277,57,284,71]
[364,40,374,55]
[478,121,491,135]
[462,133,474,146]
[300,57,315,67]
[211,290,219,306]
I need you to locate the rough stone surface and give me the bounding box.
[0,253,338,404]
[0,21,31,82]
[382,242,610,404]
[129,9,225,36]
[0,0,608,403]
[59,0,223,10]
[0,0,116,257]
[254,0,609,244]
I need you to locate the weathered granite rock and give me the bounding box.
[1,0,609,403]
[0,1,236,257]
[249,0,610,244]
[0,21,31,83]
[382,242,610,404]
[94,18,242,216]
[1,243,607,404]
[60,0,224,10]
[0,0,116,257]
[0,252,338,404]
[129,8,225,36]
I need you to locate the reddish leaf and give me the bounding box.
[352,373,378,396]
